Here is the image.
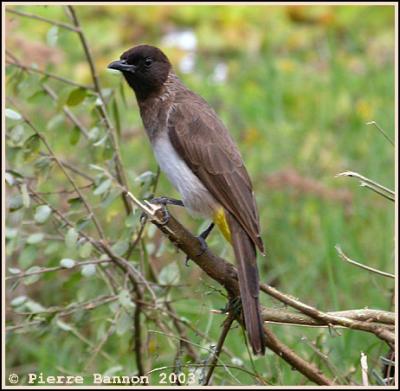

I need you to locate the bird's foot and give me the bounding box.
[150,196,184,207]
[222,297,242,318]
[185,223,214,266]
[140,197,182,226]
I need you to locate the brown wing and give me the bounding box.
[167,92,264,253]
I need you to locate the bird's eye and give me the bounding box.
[144,57,153,66]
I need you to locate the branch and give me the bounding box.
[263,326,333,385]
[203,311,236,385]
[259,283,395,347]
[124,194,332,384]
[335,245,395,279]
[6,60,94,91]
[335,171,395,201]
[8,98,106,240]
[66,5,132,215]
[6,7,79,31]
[261,308,394,329]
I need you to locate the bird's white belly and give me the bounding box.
[152,133,218,218]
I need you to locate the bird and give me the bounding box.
[108,44,266,355]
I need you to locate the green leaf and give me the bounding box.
[111,239,129,256]
[18,246,37,268]
[20,183,30,208]
[34,205,52,223]
[44,241,60,255]
[81,264,96,277]
[116,312,132,336]
[102,142,114,160]
[6,108,22,120]
[9,124,25,145]
[6,227,18,239]
[69,126,81,145]
[67,197,83,210]
[92,135,108,147]
[5,172,16,186]
[34,156,52,170]
[23,266,42,285]
[47,114,64,130]
[8,194,24,211]
[24,299,46,312]
[11,295,28,307]
[65,227,78,249]
[28,89,47,103]
[76,217,91,231]
[79,241,93,258]
[56,319,73,331]
[47,25,59,47]
[118,289,135,309]
[26,233,44,244]
[112,98,121,138]
[23,134,41,159]
[88,126,100,141]
[66,88,87,107]
[158,262,180,285]
[8,267,22,274]
[60,258,76,269]
[93,178,112,196]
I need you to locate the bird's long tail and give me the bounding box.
[226,212,266,355]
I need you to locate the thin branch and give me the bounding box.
[366,121,394,146]
[6,60,94,91]
[335,171,395,201]
[6,50,90,138]
[6,7,79,32]
[40,153,94,182]
[6,259,112,280]
[8,98,106,240]
[261,308,394,329]
[259,283,395,347]
[335,245,395,279]
[42,84,90,138]
[263,326,333,385]
[67,5,132,215]
[203,311,236,385]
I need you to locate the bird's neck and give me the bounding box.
[136,72,182,140]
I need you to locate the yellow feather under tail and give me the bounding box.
[213,208,232,243]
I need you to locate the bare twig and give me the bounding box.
[6,50,90,138]
[6,60,94,91]
[6,7,79,31]
[8,98,106,240]
[262,307,394,329]
[335,245,395,279]
[263,326,333,385]
[67,5,132,215]
[203,311,236,385]
[366,121,394,146]
[259,283,395,347]
[335,171,395,201]
[6,259,112,280]
[360,352,369,386]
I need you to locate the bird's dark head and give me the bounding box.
[108,45,171,100]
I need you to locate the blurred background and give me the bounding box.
[5,4,395,386]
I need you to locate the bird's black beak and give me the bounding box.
[108,59,137,73]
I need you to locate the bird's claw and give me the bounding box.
[185,235,209,266]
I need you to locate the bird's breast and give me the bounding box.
[152,133,218,219]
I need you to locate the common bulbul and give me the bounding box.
[108,45,266,355]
